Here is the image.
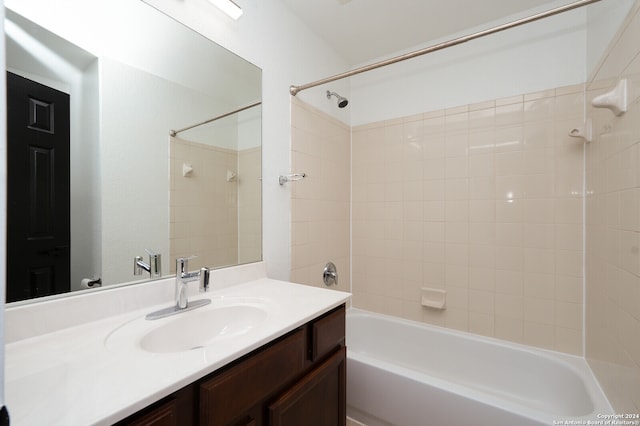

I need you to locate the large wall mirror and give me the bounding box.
[5,0,262,304]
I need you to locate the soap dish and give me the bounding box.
[421,288,446,310]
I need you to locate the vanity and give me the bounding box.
[5,262,351,425]
[119,305,345,426]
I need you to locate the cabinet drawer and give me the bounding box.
[310,305,345,362]
[199,328,306,425]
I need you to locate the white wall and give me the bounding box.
[143,0,351,280]
[99,58,171,286]
[77,60,101,290]
[100,58,244,285]
[350,1,589,126]
[586,0,636,76]
[238,106,262,151]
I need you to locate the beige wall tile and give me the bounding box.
[470,312,495,337]
[524,97,555,122]
[170,138,239,271]
[468,129,495,155]
[495,293,524,318]
[495,101,524,126]
[304,84,594,360]
[290,99,350,294]
[524,321,555,349]
[445,112,469,133]
[496,268,524,296]
[555,326,583,355]
[469,200,495,222]
[444,308,469,331]
[524,272,555,300]
[495,125,524,152]
[469,290,495,315]
[445,133,469,158]
[495,316,523,343]
[585,4,640,414]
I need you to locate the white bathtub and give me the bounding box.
[346,309,612,426]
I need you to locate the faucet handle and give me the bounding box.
[134,256,144,276]
[146,249,162,278]
[176,255,197,274]
[200,267,210,292]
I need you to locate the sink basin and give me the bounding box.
[105,297,271,354]
[140,305,268,353]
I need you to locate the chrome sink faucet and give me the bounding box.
[176,256,210,309]
[134,249,162,279]
[145,256,211,320]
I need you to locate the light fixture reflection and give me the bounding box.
[208,0,243,20]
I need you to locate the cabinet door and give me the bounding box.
[200,329,306,425]
[268,347,346,426]
[119,399,178,426]
[309,305,345,362]
[116,386,195,426]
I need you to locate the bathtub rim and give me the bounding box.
[346,307,613,423]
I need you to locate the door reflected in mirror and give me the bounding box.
[5,0,262,304]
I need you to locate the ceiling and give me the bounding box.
[279,0,574,65]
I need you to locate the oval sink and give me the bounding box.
[140,305,268,353]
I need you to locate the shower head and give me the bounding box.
[326,90,349,108]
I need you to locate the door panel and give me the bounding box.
[269,347,346,426]
[6,71,71,302]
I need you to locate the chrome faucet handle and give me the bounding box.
[145,249,162,278]
[133,256,144,275]
[200,267,210,292]
[134,249,162,278]
[176,255,197,274]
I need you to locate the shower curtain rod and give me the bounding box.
[289,0,602,96]
[170,100,262,137]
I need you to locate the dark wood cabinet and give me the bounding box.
[199,329,306,425]
[268,347,346,426]
[119,304,346,426]
[116,386,195,426]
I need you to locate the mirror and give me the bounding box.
[5,0,262,303]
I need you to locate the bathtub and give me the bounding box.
[346,309,612,426]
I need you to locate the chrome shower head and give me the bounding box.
[326,90,349,108]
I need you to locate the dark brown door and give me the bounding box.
[6,71,70,302]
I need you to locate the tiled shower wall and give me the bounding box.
[290,97,351,294]
[351,86,585,355]
[170,137,239,271]
[585,2,640,414]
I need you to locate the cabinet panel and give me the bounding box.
[310,305,345,362]
[125,400,177,426]
[116,386,194,426]
[268,347,346,426]
[200,329,306,425]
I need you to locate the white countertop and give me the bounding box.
[5,276,350,425]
